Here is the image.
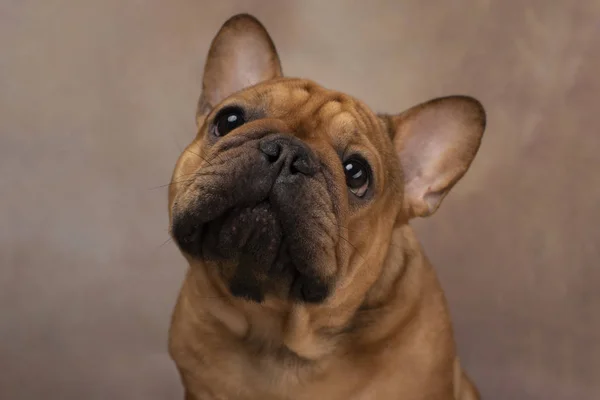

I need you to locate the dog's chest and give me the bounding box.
[172,316,454,400]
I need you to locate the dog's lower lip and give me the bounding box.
[199,200,280,255]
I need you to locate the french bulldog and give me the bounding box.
[168,13,485,400]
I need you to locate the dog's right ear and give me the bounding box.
[197,14,283,123]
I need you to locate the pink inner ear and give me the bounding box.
[392,96,485,218]
[214,35,282,100]
[199,15,283,114]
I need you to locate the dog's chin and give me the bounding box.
[173,200,331,304]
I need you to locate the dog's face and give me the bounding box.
[169,15,485,305]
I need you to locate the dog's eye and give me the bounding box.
[343,158,370,197]
[212,107,245,137]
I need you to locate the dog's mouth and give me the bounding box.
[173,199,330,303]
[171,131,340,304]
[202,201,283,271]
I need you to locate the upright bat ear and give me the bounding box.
[384,96,486,218]
[196,14,283,123]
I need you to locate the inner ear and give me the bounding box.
[197,14,283,120]
[385,95,486,218]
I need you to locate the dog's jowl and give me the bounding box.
[168,14,485,400]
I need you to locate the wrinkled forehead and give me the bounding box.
[221,78,386,150]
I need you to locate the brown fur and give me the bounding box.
[167,14,485,400]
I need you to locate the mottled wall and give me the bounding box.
[1,1,598,399]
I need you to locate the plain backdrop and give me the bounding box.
[1,1,599,399]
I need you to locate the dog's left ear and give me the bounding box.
[197,14,283,122]
[384,96,486,218]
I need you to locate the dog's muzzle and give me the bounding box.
[171,133,331,303]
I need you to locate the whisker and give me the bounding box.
[184,147,214,167]
[337,233,366,262]
[148,171,199,190]
[157,237,173,248]
[148,177,197,190]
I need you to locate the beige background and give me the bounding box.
[1,1,599,399]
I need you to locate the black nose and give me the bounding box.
[259,135,318,177]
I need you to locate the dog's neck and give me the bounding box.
[182,223,443,362]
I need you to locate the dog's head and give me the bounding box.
[169,14,485,305]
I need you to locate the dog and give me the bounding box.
[167,14,485,400]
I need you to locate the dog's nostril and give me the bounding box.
[260,135,318,176]
[260,141,281,163]
[290,156,310,175]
